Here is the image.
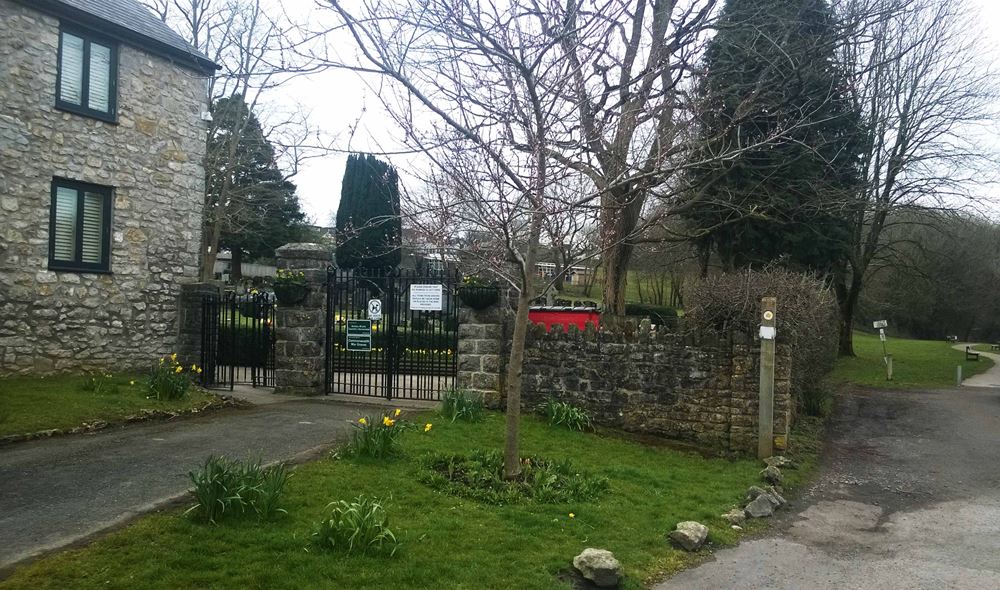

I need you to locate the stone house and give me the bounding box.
[0,0,217,374]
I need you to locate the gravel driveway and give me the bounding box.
[656,385,1000,589]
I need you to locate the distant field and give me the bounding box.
[556,270,675,306]
[831,331,993,389]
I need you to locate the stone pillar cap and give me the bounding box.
[275,243,332,260]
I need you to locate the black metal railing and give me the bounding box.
[201,291,275,389]
[326,268,460,400]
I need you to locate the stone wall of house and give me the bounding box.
[456,310,792,455]
[0,0,210,374]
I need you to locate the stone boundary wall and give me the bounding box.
[456,311,791,455]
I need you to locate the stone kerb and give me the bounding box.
[274,243,331,396]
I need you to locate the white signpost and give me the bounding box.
[873,320,892,381]
[409,284,443,311]
[367,299,382,321]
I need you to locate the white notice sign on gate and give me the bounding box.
[409,284,443,311]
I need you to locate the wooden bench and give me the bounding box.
[991,344,1000,351]
[966,346,980,361]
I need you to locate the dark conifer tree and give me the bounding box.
[685,0,863,273]
[335,153,402,270]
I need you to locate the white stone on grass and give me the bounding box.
[573,548,622,588]
[669,521,709,551]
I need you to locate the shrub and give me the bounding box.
[419,449,608,505]
[441,389,485,423]
[147,354,199,400]
[684,266,839,417]
[186,456,290,524]
[312,495,399,556]
[540,398,592,431]
[81,372,119,395]
[344,410,407,458]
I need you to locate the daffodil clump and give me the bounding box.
[147,353,201,400]
[345,408,432,459]
[274,268,306,285]
[80,371,119,395]
[418,450,609,505]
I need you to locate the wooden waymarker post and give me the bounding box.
[758,297,777,460]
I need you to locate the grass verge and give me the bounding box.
[1,412,821,590]
[0,374,219,437]
[830,331,993,389]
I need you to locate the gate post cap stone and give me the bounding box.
[572,548,621,588]
[669,521,709,551]
[275,243,331,260]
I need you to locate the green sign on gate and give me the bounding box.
[346,319,372,352]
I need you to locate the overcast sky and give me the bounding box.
[284,0,1000,225]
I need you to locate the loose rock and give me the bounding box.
[722,508,746,525]
[669,521,709,551]
[766,486,787,508]
[761,465,783,484]
[573,548,621,588]
[746,486,768,501]
[744,494,775,518]
[764,455,797,470]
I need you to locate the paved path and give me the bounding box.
[953,343,1000,387]
[656,385,1000,589]
[0,391,392,571]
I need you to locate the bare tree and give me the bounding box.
[834,0,997,355]
[544,0,721,316]
[541,175,598,294]
[325,0,588,478]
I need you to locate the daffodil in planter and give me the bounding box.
[273,269,309,305]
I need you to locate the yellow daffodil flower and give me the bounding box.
[358,417,367,425]
[129,380,135,386]
[383,416,395,427]
[196,368,203,374]
[569,513,575,518]
[191,364,197,371]
[174,366,182,373]
[394,408,401,417]
[424,423,433,432]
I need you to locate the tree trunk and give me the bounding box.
[553,249,566,292]
[601,240,633,316]
[200,221,222,282]
[231,247,243,282]
[836,270,863,357]
[503,280,533,479]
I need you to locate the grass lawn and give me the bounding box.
[830,331,993,389]
[0,375,219,437]
[1,413,819,590]
[557,270,672,307]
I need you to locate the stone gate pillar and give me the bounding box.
[457,304,506,408]
[176,281,221,367]
[274,243,331,396]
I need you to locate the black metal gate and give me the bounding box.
[201,291,276,389]
[326,268,460,400]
